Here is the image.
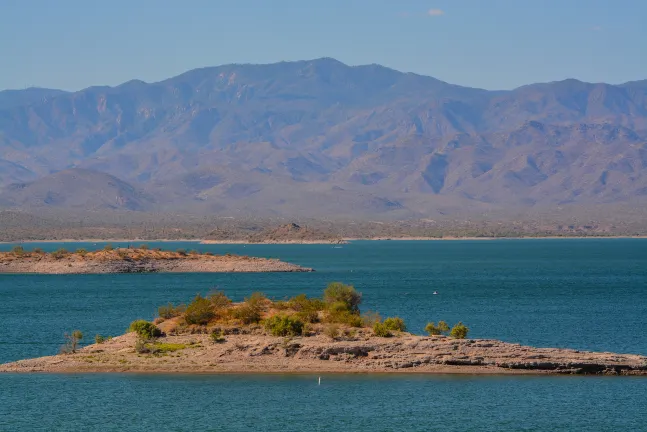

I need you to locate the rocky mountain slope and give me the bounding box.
[0,59,645,217]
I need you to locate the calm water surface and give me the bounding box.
[0,239,646,431]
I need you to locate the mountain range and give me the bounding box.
[1,58,646,218]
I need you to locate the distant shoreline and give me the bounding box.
[2,236,647,244]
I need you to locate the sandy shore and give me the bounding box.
[3,331,645,375]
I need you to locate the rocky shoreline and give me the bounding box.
[0,248,312,274]
[2,331,645,375]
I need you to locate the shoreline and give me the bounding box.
[2,236,647,245]
[3,332,645,376]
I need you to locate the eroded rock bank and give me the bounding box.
[2,331,646,375]
[0,248,312,273]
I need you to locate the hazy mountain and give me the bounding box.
[0,58,645,218]
[0,87,69,110]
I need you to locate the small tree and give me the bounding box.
[324,282,362,313]
[11,245,25,256]
[450,322,469,339]
[103,244,114,252]
[62,330,83,354]
[76,248,88,256]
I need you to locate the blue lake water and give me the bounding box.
[1,239,646,431]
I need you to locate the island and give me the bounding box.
[2,283,645,375]
[0,246,312,274]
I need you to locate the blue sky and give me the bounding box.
[1,0,645,91]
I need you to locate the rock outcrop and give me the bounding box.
[3,331,645,375]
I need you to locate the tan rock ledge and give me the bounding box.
[2,331,645,375]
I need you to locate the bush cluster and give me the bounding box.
[287,294,324,323]
[424,321,469,339]
[129,320,162,339]
[263,314,304,336]
[424,321,450,336]
[383,317,406,332]
[231,292,267,324]
[372,322,392,337]
[184,295,215,325]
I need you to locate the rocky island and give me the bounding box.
[2,283,645,375]
[0,246,312,274]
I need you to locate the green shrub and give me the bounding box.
[450,322,469,339]
[95,334,107,344]
[152,342,187,353]
[103,244,114,251]
[372,322,392,337]
[247,292,268,310]
[232,303,262,324]
[11,245,25,256]
[383,317,406,332]
[184,295,215,325]
[425,321,450,336]
[76,248,87,256]
[139,244,149,250]
[176,249,187,256]
[208,290,232,309]
[264,314,304,336]
[210,329,226,344]
[33,247,44,254]
[326,307,363,327]
[204,252,214,256]
[158,302,186,319]
[287,294,324,323]
[323,282,362,313]
[231,292,267,324]
[129,320,162,339]
[288,294,325,312]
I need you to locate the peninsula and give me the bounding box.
[0,246,312,274]
[2,284,645,375]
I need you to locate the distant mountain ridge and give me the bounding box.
[0,58,645,217]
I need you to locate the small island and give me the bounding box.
[0,246,312,274]
[2,283,645,375]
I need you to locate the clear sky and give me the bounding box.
[1,0,645,91]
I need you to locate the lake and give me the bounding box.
[0,239,645,431]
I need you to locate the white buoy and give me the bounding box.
[318,376,321,385]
